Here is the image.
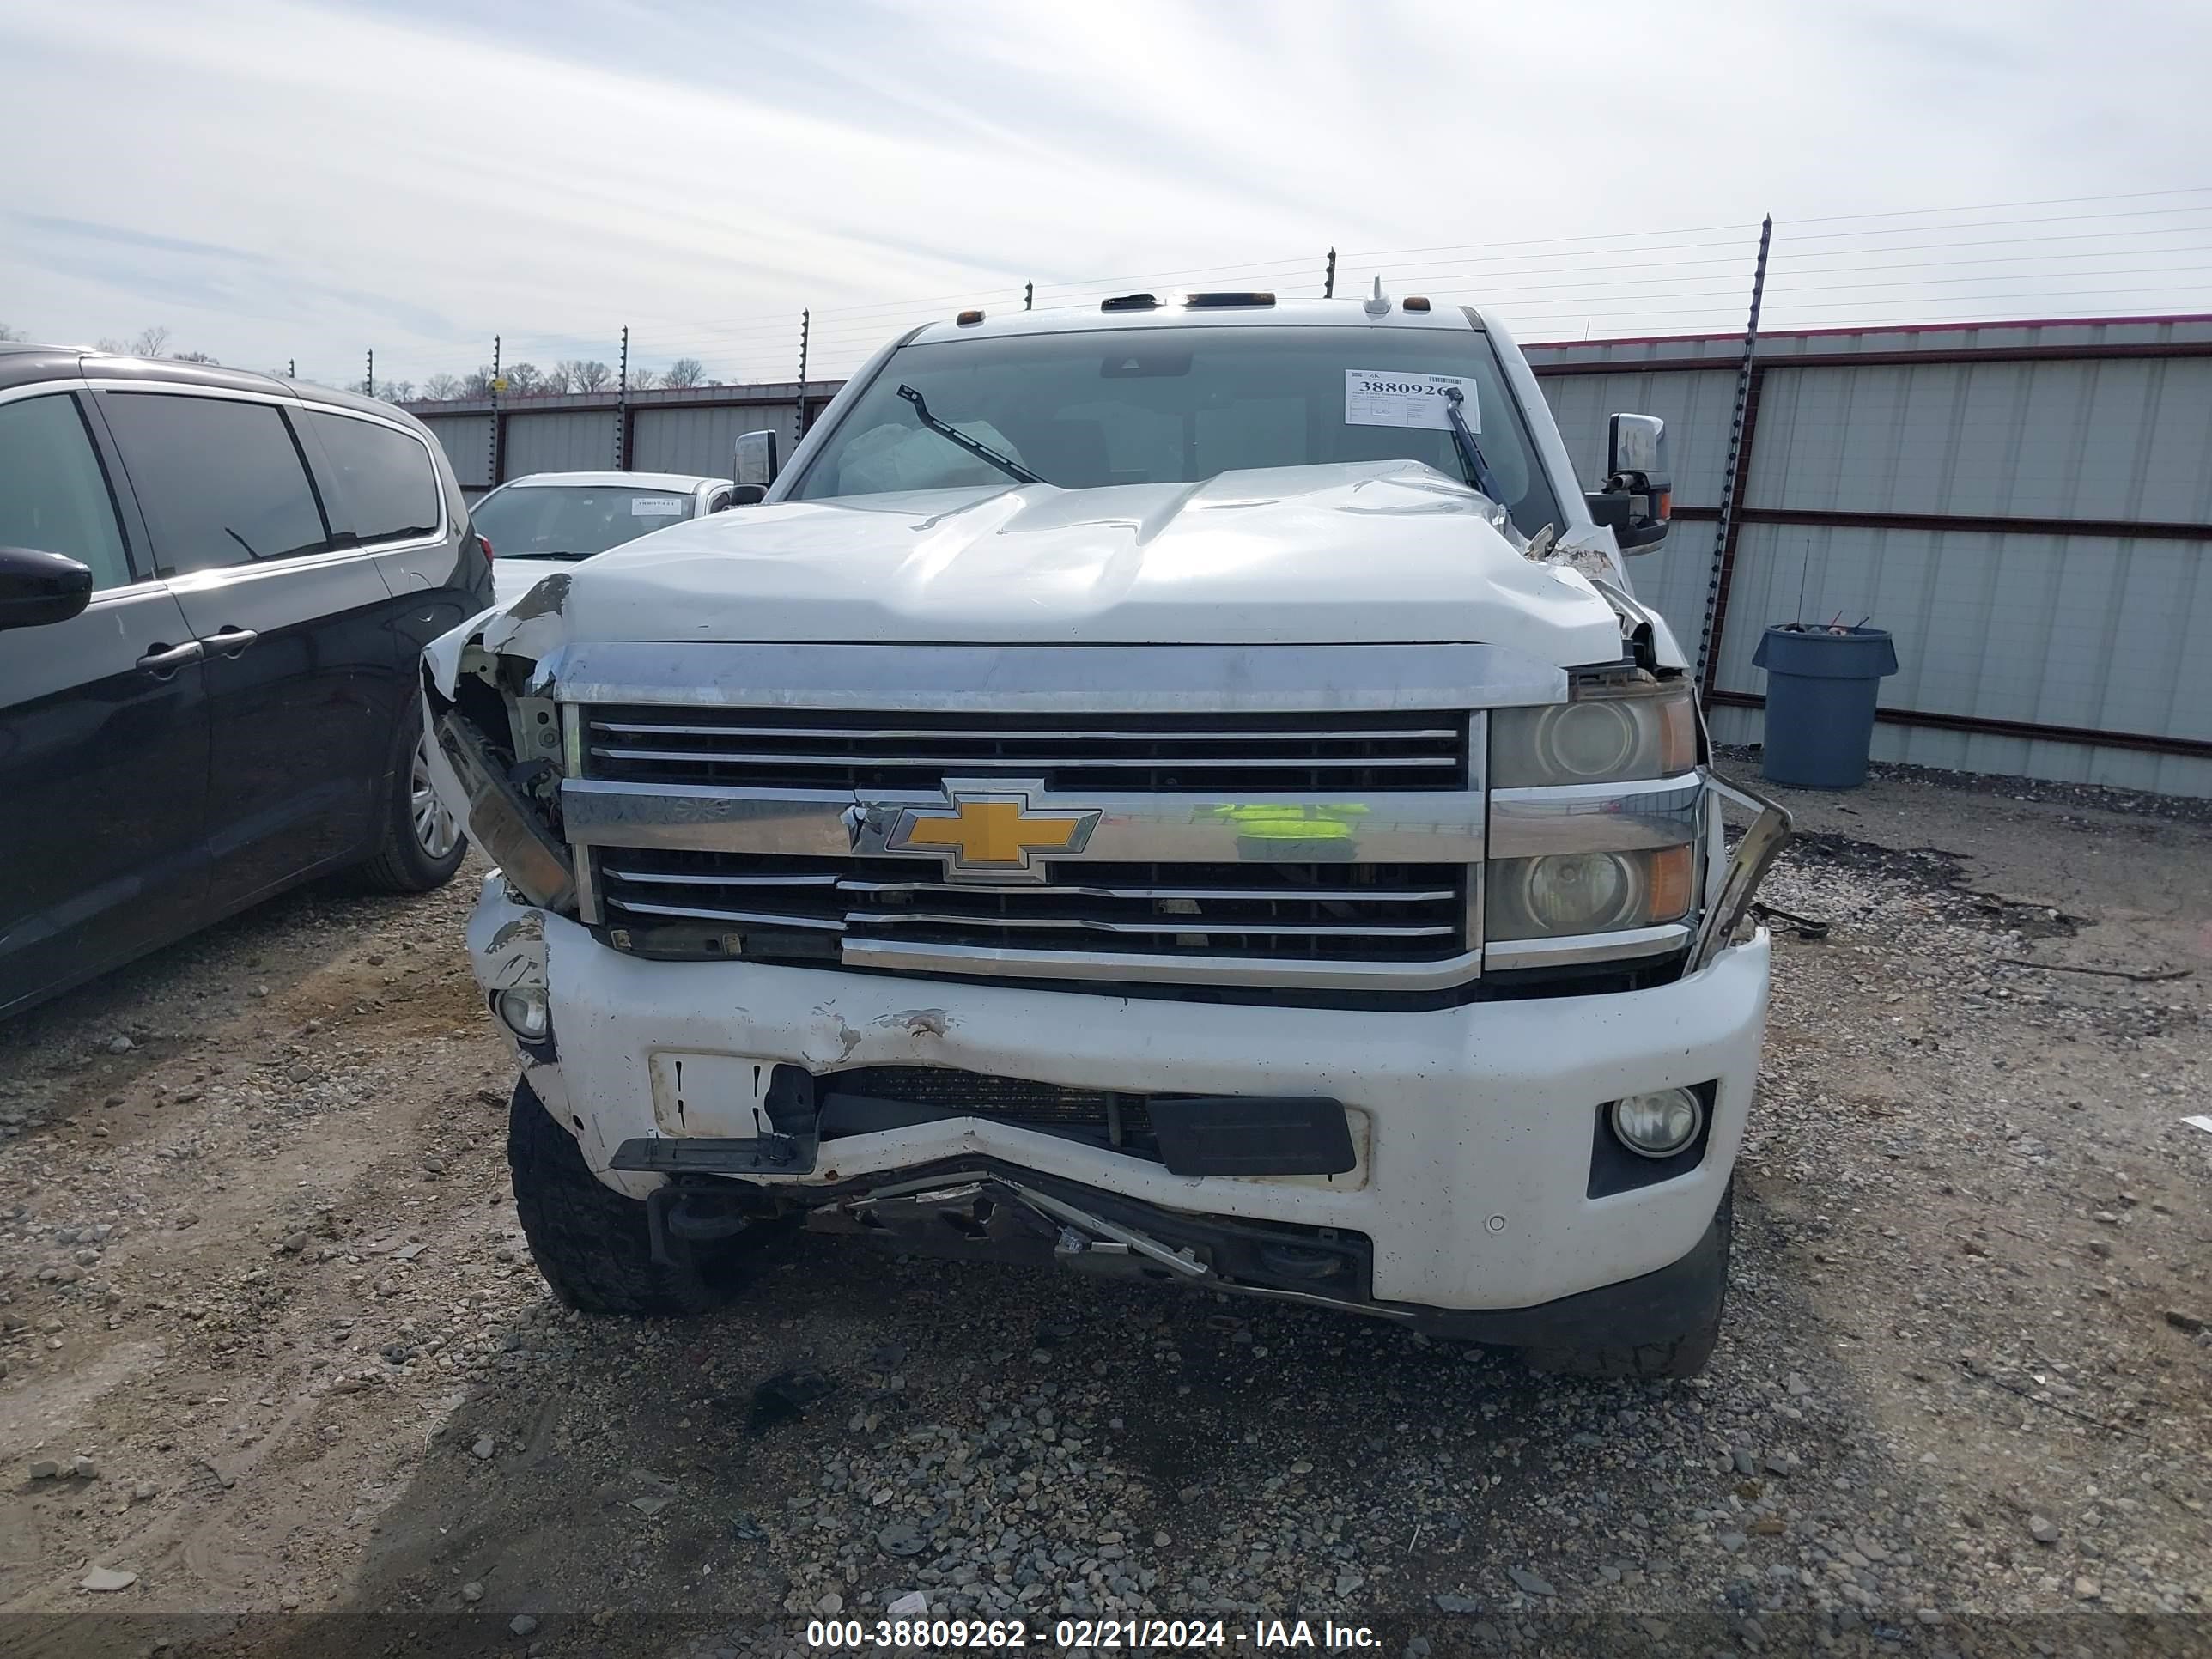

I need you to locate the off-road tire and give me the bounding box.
[1523,1184,1734,1380]
[359,706,468,894]
[507,1078,722,1317]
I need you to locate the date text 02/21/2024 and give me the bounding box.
[804,1618,1384,1650]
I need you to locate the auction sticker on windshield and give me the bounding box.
[631,496,686,516]
[1344,370,1476,432]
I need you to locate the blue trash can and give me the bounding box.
[1752,624,1900,789]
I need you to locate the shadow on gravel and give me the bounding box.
[152,1181,1926,1659]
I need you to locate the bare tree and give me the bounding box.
[422,373,461,401]
[380,378,416,403]
[541,362,574,394]
[463,365,497,398]
[131,325,172,358]
[505,362,544,394]
[574,360,611,392]
[661,357,706,388]
[0,322,25,343]
[171,349,221,365]
[629,368,659,392]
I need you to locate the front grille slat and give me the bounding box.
[592,744,1458,773]
[595,848,1468,966]
[585,704,1467,794]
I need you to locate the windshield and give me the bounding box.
[789,324,1560,535]
[470,483,696,559]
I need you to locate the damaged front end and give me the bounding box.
[421,583,579,917]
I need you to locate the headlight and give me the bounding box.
[1610,1087,1705,1158]
[1491,679,1697,788]
[1487,844,1693,941]
[495,987,550,1040]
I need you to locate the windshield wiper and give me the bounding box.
[515,549,592,561]
[1442,386,1504,506]
[897,385,1044,486]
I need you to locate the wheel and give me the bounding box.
[1523,1185,1733,1380]
[360,713,467,894]
[507,1077,725,1317]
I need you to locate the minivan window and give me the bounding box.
[100,392,330,574]
[0,393,134,590]
[789,325,1561,536]
[306,410,441,544]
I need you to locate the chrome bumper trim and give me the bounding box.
[1482,922,1691,971]
[840,937,1488,992]
[561,779,1487,865]
[1486,773,1705,860]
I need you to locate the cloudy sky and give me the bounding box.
[3,0,2209,388]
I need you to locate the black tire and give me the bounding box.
[359,706,468,894]
[507,1078,726,1316]
[1523,1185,1733,1380]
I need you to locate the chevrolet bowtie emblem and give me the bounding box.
[884,783,1100,883]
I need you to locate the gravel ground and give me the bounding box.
[0,768,2207,1658]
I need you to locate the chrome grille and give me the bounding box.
[583,706,1468,793]
[596,848,1468,965]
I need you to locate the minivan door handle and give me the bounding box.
[137,640,206,678]
[204,626,258,658]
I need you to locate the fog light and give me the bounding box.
[495,988,550,1041]
[1610,1087,1703,1158]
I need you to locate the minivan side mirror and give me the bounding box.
[1585,412,1672,552]
[0,546,95,632]
[732,429,779,505]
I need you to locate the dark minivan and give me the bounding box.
[0,345,494,1018]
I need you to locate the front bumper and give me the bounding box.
[466,877,1771,1316]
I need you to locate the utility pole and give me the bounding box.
[1697,215,1773,692]
[1323,248,1336,300]
[364,349,374,398]
[1024,281,1034,312]
[287,357,295,379]
[616,325,629,470]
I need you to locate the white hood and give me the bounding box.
[492,461,1626,666]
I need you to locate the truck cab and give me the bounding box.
[425,289,1786,1376]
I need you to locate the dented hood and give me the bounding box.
[483,461,1624,664]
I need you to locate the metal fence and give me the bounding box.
[409,312,2212,799]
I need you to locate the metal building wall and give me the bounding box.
[1527,318,2212,798]
[630,395,807,477]
[503,409,619,476]
[418,412,492,490]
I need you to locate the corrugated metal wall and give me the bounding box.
[418,412,492,490]
[405,317,2212,796]
[1528,318,2212,798]
[631,399,806,476]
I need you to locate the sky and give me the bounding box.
[3,0,2210,390]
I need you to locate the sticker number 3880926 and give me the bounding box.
[1343,369,1476,432]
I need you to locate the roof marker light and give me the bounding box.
[1402,295,1431,313]
[956,309,984,325]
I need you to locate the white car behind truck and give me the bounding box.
[424,287,1790,1377]
[471,470,740,605]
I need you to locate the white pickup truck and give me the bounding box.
[424,288,1789,1377]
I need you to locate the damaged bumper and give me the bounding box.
[465,875,1771,1323]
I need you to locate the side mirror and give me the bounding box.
[1586,412,1673,552]
[0,546,95,632]
[732,428,779,501]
